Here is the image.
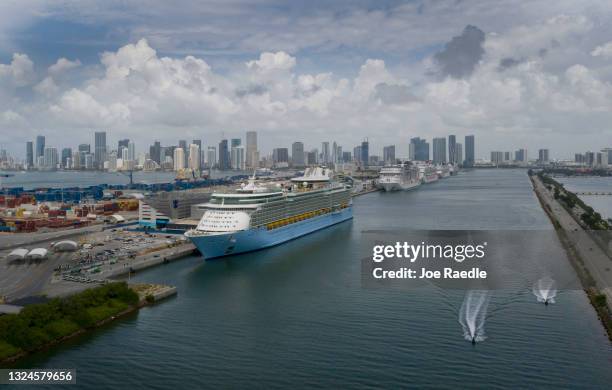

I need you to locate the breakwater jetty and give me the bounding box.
[531,173,612,339]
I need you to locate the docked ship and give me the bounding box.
[417,163,439,184]
[377,163,421,192]
[185,167,353,259]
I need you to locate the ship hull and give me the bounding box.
[187,206,353,259]
[380,181,420,192]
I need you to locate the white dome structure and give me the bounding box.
[27,248,48,260]
[53,240,78,252]
[6,248,28,261]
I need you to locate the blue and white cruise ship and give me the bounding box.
[185,167,353,259]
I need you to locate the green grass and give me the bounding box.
[0,340,21,360]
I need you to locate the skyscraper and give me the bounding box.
[173,148,185,171]
[61,148,72,168]
[432,137,447,164]
[538,149,549,163]
[231,145,245,170]
[179,140,188,168]
[189,144,200,171]
[94,131,107,169]
[322,142,330,164]
[273,148,289,165]
[361,139,369,166]
[127,141,136,161]
[456,143,463,166]
[218,139,230,170]
[410,137,429,161]
[26,141,33,168]
[231,138,241,148]
[246,131,258,169]
[118,139,129,158]
[464,135,475,167]
[43,147,58,170]
[383,145,395,164]
[150,141,161,164]
[207,146,217,168]
[448,135,457,164]
[35,135,45,164]
[292,142,305,167]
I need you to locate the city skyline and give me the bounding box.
[2,2,612,158]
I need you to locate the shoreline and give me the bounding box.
[530,174,612,341]
[0,283,176,366]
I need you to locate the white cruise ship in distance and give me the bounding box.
[416,162,439,184]
[185,167,353,259]
[377,162,421,192]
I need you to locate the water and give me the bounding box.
[557,176,612,219]
[0,170,251,190]
[7,169,612,389]
[532,277,557,304]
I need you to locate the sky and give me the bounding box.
[1,0,612,160]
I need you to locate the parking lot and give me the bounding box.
[0,229,190,302]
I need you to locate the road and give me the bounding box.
[533,176,612,309]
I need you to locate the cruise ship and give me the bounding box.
[185,167,353,259]
[377,163,421,192]
[417,163,439,184]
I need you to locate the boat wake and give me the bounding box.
[459,290,490,343]
[532,277,557,305]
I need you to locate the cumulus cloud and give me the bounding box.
[48,58,81,76]
[3,6,612,158]
[433,25,485,79]
[591,41,612,58]
[0,53,35,86]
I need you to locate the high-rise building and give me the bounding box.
[273,148,289,163]
[246,131,258,169]
[432,137,447,164]
[514,148,527,163]
[207,146,217,168]
[189,144,200,171]
[322,142,330,164]
[231,145,245,170]
[43,147,58,170]
[585,151,595,166]
[127,141,136,161]
[173,148,185,171]
[464,135,475,167]
[306,151,317,165]
[118,139,129,157]
[538,149,549,163]
[332,141,338,164]
[292,142,305,167]
[231,138,241,148]
[353,146,362,163]
[150,141,161,164]
[26,141,34,168]
[361,139,369,166]
[178,140,188,168]
[448,135,457,164]
[35,135,45,166]
[342,151,352,163]
[491,151,504,165]
[410,137,429,161]
[383,145,395,164]
[456,143,463,166]
[61,148,72,168]
[218,139,230,170]
[94,131,107,169]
